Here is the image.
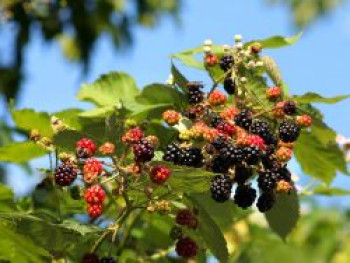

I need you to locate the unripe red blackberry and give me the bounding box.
[208,90,227,106]
[84,185,106,204]
[220,106,239,120]
[216,121,236,136]
[133,139,155,163]
[163,110,181,126]
[234,184,257,209]
[169,226,183,240]
[205,53,219,67]
[234,109,253,130]
[87,203,103,218]
[250,42,262,54]
[257,192,276,212]
[122,127,144,144]
[150,165,171,185]
[84,158,103,176]
[278,121,300,143]
[266,86,282,101]
[210,175,232,202]
[297,114,312,127]
[175,237,198,258]
[81,253,99,263]
[219,55,234,72]
[76,138,96,158]
[283,100,297,115]
[275,147,292,162]
[99,142,115,155]
[276,180,294,194]
[54,163,78,186]
[223,77,236,95]
[176,209,198,229]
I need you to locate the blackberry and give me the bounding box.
[219,55,234,72]
[257,192,276,212]
[234,109,253,130]
[234,184,257,209]
[277,166,292,182]
[176,209,198,229]
[100,258,116,263]
[182,108,197,120]
[234,166,253,185]
[211,136,229,151]
[133,139,155,163]
[204,144,216,154]
[163,143,181,162]
[54,163,77,186]
[177,147,203,167]
[81,253,99,263]
[250,119,271,142]
[221,144,245,165]
[210,175,232,202]
[211,155,230,174]
[263,133,277,147]
[223,77,236,95]
[175,237,198,258]
[283,100,297,115]
[279,121,300,143]
[188,85,204,105]
[243,146,261,165]
[210,115,223,128]
[257,169,279,192]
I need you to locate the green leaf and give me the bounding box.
[265,191,300,240]
[188,195,229,263]
[0,220,51,262]
[136,84,183,107]
[0,183,15,212]
[11,108,52,137]
[78,106,115,118]
[54,108,84,129]
[293,92,350,104]
[245,32,303,49]
[171,62,188,90]
[53,129,86,152]
[311,118,336,146]
[172,53,205,70]
[294,132,347,184]
[312,185,350,196]
[77,71,139,107]
[0,141,47,163]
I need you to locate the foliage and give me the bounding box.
[0,32,349,262]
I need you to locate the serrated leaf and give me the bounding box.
[294,132,347,184]
[11,108,52,137]
[172,53,205,70]
[77,71,139,107]
[136,84,184,107]
[188,195,229,263]
[53,108,84,129]
[293,92,350,104]
[78,106,115,118]
[265,191,300,240]
[171,62,188,90]
[312,185,350,196]
[245,32,302,49]
[0,141,47,163]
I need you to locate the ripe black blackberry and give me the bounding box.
[100,257,116,263]
[177,147,203,168]
[234,109,253,130]
[243,146,261,165]
[221,144,245,165]
[219,55,234,72]
[211,136,229,151]
[279,121,301,143]
[54,162,77,186]
[210,115,224,128]
[223,77,236,95]
[163,142,181,163]
[81,253,99,263]
[277,166,292,182]
[188,85,204,105]
[182,108,197,120]
[234,166,253,185]
[261,155,281,170]
[133,139,155,163]
[283,100,297,115]
[210,174,232,202]
[234,184,257,209]
[257,169,279,192]
[263,133,277,147]
[257,192,276,212]
[250,119,271,142]
[211,155,230,174]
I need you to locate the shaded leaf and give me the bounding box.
[171,62,188,90]
[294,132,347,184]
[313,186,350,196]
[265,191,300,240]
[0,141,47,163]
[0,183,15,212]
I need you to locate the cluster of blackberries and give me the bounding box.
[163,143,203,168]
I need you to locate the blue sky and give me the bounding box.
[3,0,350,202]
